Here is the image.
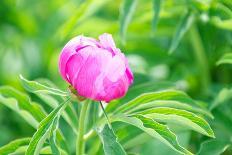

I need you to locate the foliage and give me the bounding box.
[0,0,232,154]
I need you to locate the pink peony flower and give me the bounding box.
[59,33,133,102]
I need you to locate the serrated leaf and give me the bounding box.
[0,86,46,127]
[96,124,126,155]
[116,115,193,155]
[169,10,194,54]
[19,75,69,96]
[20,76,78,132]
[0,138,31,155]
[138,107,214,137]
[152,0,161,33]
[216,53,232,65]
[106,81,175,113]
[25,98,70,155]
[126,100,213,118]
[120,0,138,44]
[114,89,197,114]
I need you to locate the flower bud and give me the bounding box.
[59,33,133,102]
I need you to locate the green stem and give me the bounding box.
[189,25,210,94]
[76,100,90,155]
[100,101,112,129]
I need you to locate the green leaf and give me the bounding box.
[49,115,61,155]
[210,87,232,110]
[116,114,193,155]
[211,17,232,31]
[96,124,126,155]
[152,0,161,33]
[20,76,78,132]
[56,0,109,41]
[216,53,232,65]
[120,0,138,44]
[0,86,46,128]
[126,100,213,118]
[169,10,194,54]
[114,89,197,114]
[106,81,175,113]
[0,138,31,155]
[19,75,69,96]
[197,139,230,155]
[25,98,70,155]
[138,107,214,137]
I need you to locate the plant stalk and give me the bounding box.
[76,100,90,155]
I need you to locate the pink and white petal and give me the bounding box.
[65,53,84,85]
[73,46,112,99]
[96,75,129,102]
[105,55,126,82]
[59,35,100,80]
[99,33,116,49]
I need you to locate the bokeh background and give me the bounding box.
[0,0,232,154]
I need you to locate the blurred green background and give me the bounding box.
[0,0,232,154]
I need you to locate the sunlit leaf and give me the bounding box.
[116,114,193,155]
[96,124,126,155]
[169,10,194,54]
[120,0,138,44]
[126,100,213,118]
[0,86,46,128]
[138,107,214,137]
[0,138,31,155]
[50,116,61,155]
[19,75,69,96]
[20,76,78,132]
[216,53,232,65]
[114,89,197,114]
[25,98,70,155]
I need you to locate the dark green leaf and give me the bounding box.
[96,124,126,155]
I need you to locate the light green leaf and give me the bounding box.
[152,0,161,33]
[0,86,46,128]
[126,100,213,118]
[197,139,230,155]
[20,76,78,132]
[116,115,193,155]
[49,115,61,155]
[106,81,175,113]
[25,98,70,155]
[210,87,232,110]
[138,107,214,137]
[115,89,197,114]
[120,0,138,44]
[19,75,69,96]
[96,124,126,155]
[216,53,232,65]
[57,0,109,40]
[169,10,194,54]
[0,138,31,155]
[211,17,232,31]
